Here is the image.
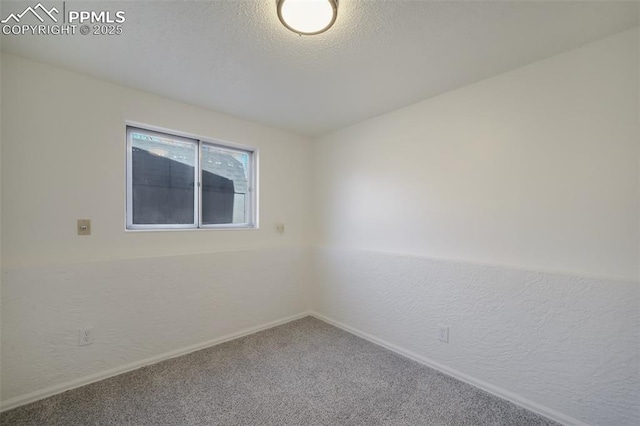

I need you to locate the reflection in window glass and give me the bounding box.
[130,132,196,225]
[201,144,250,225]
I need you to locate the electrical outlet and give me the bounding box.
[78,328,94,346]
[438,326,449,343]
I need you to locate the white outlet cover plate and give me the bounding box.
[78,328,94,346]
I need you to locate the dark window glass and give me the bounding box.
[127,128,254,229]
[201,144,250,225]
[131,132,196,225]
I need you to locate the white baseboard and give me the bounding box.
[1,310,590,425]
[0,311,312,412]
[309,311,588,426]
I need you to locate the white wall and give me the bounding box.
[1,54,313,270]
[312,28,639,426]
[314,29,638,283]
[0,54,312,405]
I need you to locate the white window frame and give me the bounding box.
[126,125,258,231]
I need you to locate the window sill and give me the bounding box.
[125,225,259,233]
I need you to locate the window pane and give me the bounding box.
[201,144,250,225]
[131,131,196,225]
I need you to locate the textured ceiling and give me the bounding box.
[1,1,638,136]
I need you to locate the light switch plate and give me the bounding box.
[77,219,91,236]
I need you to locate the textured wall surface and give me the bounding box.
[1,247,310,403]
[312,247,639,426]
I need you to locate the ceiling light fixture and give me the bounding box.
[277,0,338,36]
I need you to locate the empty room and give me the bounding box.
[0,0,638,425]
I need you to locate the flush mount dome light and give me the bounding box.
[277,0,338,35]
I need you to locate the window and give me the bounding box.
[126,126,256,230]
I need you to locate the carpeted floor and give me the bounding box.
[1,317,558,425]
